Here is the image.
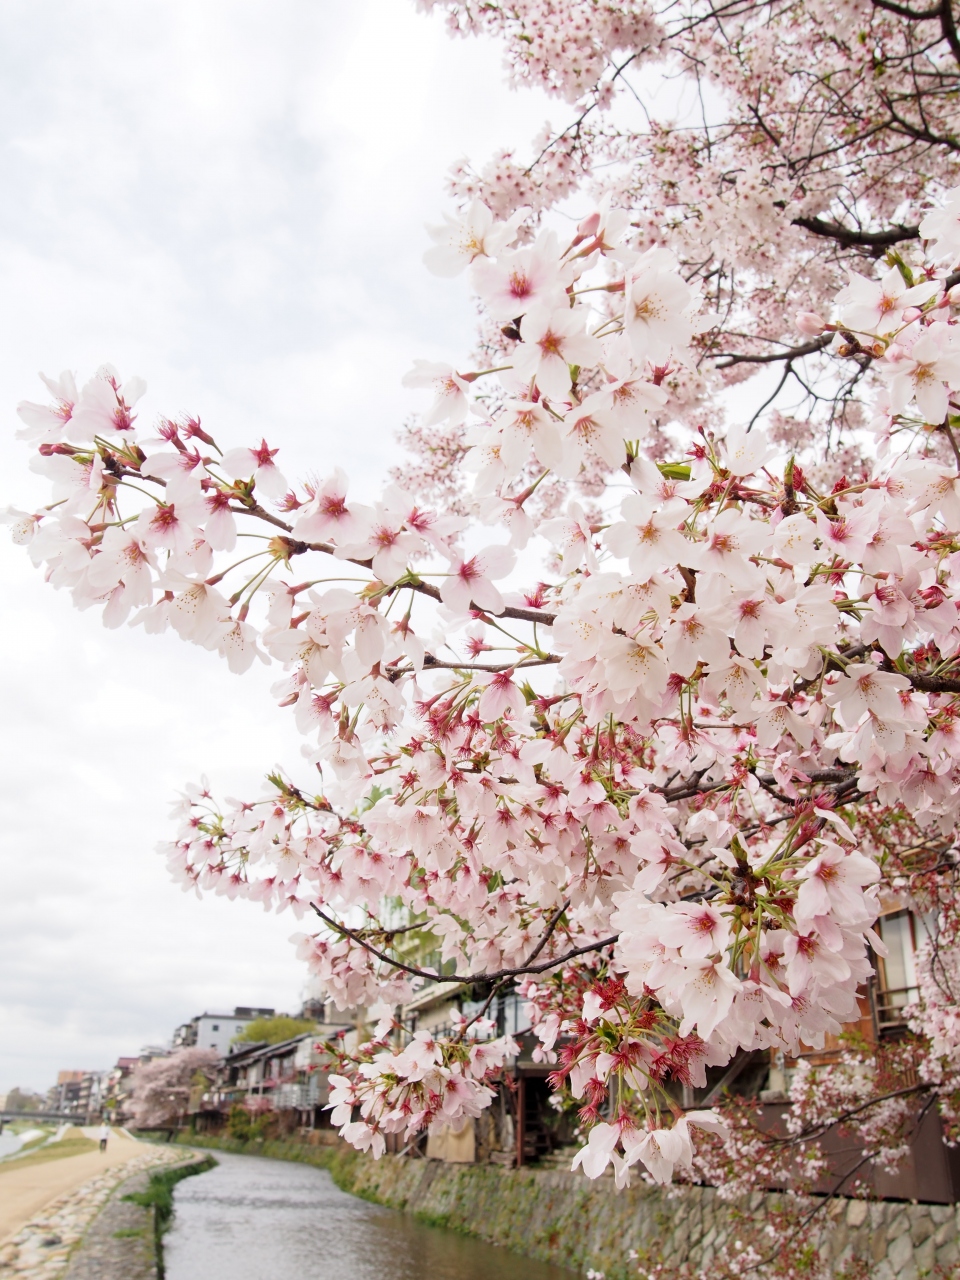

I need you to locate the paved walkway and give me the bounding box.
[0,1144,186,1279]
[0,1130,150,1245]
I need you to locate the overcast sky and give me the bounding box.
[0,0,574,1093]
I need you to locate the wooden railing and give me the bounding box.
[874,984,919,1031]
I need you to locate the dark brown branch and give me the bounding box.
[397,575,557,626]
[939,0,960,64]
[771,1081,932,1149]
[310,903,615,985]
[791,215,920,248]
[870,0,943,18]
[907,672,960,693]
[715,334,833,368]
[522,898,572,968]
[453,902,573,1041]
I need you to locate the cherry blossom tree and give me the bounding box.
[8,2,960,1273]
[127,1048,218,1130]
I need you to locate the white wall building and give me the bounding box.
[173,1006,275,1056]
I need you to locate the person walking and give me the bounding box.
[98,1122,109,1153]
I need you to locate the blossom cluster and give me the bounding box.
[10,14,960,1198]
[325,1015,518,1156]
[410,0,960,501]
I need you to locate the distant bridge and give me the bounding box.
[0,1110,95,1124]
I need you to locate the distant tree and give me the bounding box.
[231,1015,315,1046]
[5,1088,43,1112]
[127,1048,217,1129]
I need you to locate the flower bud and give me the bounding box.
[577,211,601,238]
[795,311,826,336]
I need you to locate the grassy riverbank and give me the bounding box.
[0,1131,96,1171]
[124,1156,217,1279]
[174,1132,359,1186]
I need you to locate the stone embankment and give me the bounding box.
[182,1133,960,1278]
[0,1148,188,1280]
[61,1169,156,1280]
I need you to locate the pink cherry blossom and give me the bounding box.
[402,360,472,425]
[16,371,79,444]
[513,305,602,400]
[423,199,525,276]
[884,324,960,422]
[835,266,940,336]
[624,248,700,364]
[439,544,516,615]
[472,231,568,319]
[221,439,289,500]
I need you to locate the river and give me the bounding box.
[0,1130,21,1158]
[164,1150,574,1280]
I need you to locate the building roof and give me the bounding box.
[218,1023,352,1066]
[221,1033,313,1065]
[195,1008,275,1021]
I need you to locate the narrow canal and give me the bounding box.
[164,1151,575,1279]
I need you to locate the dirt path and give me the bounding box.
[0,1129,151,1244]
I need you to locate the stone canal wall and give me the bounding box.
[61,1169,157,1280]
[180,1134,960,1278]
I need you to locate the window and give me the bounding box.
[211,1024,219,1031]
[236,1026,242,1033]
[875,911,934,1030]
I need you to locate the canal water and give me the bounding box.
[164,1150,574,1280]
[0,1130,21,1158]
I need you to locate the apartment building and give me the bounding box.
[172,1006,276,1056]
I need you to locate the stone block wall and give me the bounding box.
[339,1152,960,1278]
[180,1134,960,1277]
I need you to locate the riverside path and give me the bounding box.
[0,1128,151,1243]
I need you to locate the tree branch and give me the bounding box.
[227,519,557,626]
[939,0,960,64]
[907,672,960,693]
[522,898,572,968]
[715,334,833,368]
[386,655,560,681]
[871,0,943,17]
[791,215,920,249]
[310,903,616,986]
[771,1081,932,1148]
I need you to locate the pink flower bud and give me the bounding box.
[902,306,923,322]
[578,211,601,238]
[795,311,826,336]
